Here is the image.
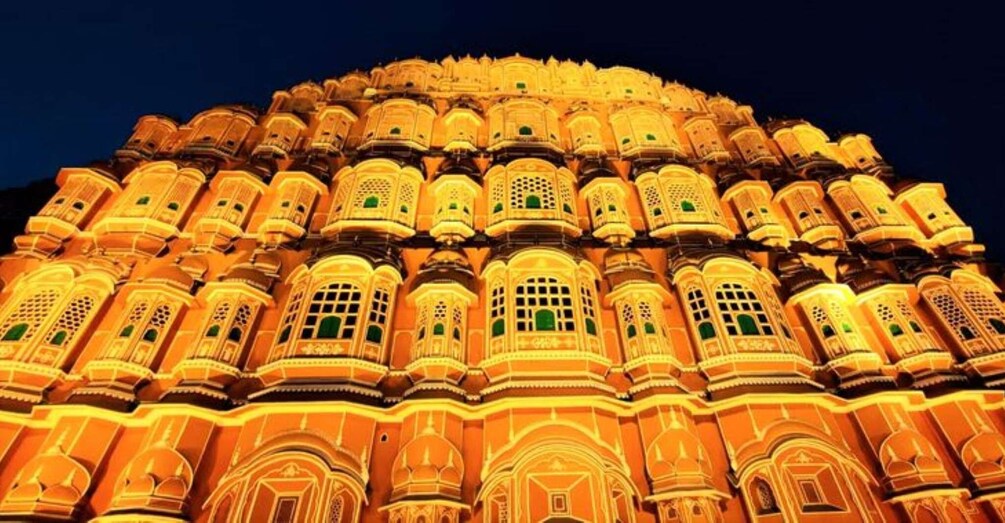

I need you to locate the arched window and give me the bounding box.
[2,324,27,341]
[715,283,773,336]
[227,326,242,342]
[534,309,556,331]
[681,200,696,212]
[526,195,542,209]
[752,477,779,515]
[889,323,904,336]
[206,325,221,337]
[737,314,759,335]
[302,282,361,340]
[515,277,574,332]
[363,196,380,208]
[518,125,533,136]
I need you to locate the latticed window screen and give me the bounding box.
[926,288,985,343]
[206,302,233,338]
[961,288,1005,335]
[277,289,305,346]
[0,289,60,343]
[686,286,712,325]
[353,178,392,210]
[874,302,901,336]
[43,295,95,347]
[231,304,253,342]
[580,281,598,335]
[811,305,834,337]
[301,282,361,340]
[714,282,773,336]
[432,302,448,335]
[396,181,416,218]
[489,179,505,213]
[641,184,666,226]
[119,302,150,338]
[490,284,506,336]
[514,276,575,332]
[894,299,928,336]
[451,306,464,341]
[665,182,706,219]
[638,300,657,335]
[621,303,637,338]
[558,179,575,215]
[509,176,556,210]
[146,305,175,341]
[328,496,344,523]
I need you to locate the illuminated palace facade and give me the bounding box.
[2,54,1005,523]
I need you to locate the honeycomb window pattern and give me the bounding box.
[514,276,575,333]
[300,282,362,341]
[641,184,667,227]
[925,288,988,352]
[961,288,1005,338]
[510,176,556,210]
[894,299,934,345]
[32,295,96,364]
[353,178,393,213]
[0,289,60,347]
[665,183,708,222]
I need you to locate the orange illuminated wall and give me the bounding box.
[0,55,1003,522]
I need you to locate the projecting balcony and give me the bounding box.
[160,358,242,408]
[822,350,896,395]
[70,358,155,411]
[699,346,819,399]
[0,360,65,412]
[893,349,966,390]
[485,207,581,238]
[254,356,389,402]
[481,332,611,398]
[321,211,416,240]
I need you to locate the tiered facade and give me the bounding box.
[0,54,1004,522]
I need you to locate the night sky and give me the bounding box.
[1,2,1002,256]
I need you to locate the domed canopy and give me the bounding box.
[775,252,831,298]
[435,154,481,182]
[286,156,331,182]
[410,247,476,292]
[603,248,655,288]
[835,255,896,293]
[146,264,195,292]
[390,427,463,502]
[715,165,754,193]
[578,157,617,186]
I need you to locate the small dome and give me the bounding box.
[391,429,464,502]
[435,154,481,181]
[287,157,331,181]
[835,255,894,293]
[411,247,476,292]
[251,249,283,275]
[645,426,713,493]
[775,252,830,298]
[147,264,195,292]
[578,157,617,186]
[223,266,274,292]
[177,254,209,281]
[715,165,753,192]
[603,248,655,288]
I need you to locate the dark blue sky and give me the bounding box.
[1,2,1003,256]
